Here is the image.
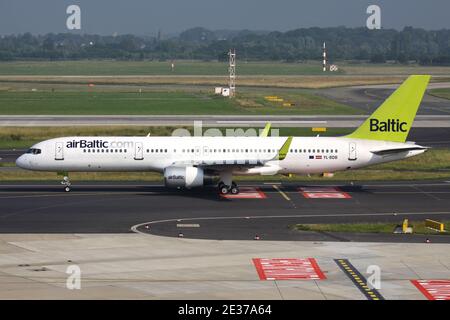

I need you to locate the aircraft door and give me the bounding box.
[348,142,357,161]
[55,142,64,160]
[134,142,144,160]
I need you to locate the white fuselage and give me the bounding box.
[16,136,426,176]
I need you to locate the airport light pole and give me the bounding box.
[229,49,236,97]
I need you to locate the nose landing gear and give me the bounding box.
[61,176,71,192]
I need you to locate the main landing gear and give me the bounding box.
[61,175,71,192]
[218,181,239,195]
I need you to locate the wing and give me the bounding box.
[169,136,293,171]
[259,122,271,137]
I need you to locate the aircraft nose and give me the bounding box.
[15,155,30,169]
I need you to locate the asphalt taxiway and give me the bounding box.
[319,82,450,115]
[1,181,449,242]
[1,180,449,300]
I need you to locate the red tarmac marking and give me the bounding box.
[299,187,341,193]
[411,280,450,300]
[302,192,352,199]
[252,258,326,280]
[221,187,267,199]
[299,186,352,199]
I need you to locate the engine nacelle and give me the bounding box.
[164,166,206,188]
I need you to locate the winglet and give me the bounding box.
[277,136,293,161]
[260,122,271,137]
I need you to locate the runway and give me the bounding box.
[1,114,449,127]
[1,181,449,242]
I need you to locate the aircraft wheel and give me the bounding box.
[230,186,239,195]
[219,185,229,195]
[64,186,71,192]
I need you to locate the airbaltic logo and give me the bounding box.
[66,139,108,148]
[66,139,133,148]
[167,175,184,180]
[370,119,407,132]
[67,139,107,148]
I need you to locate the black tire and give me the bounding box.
[219,186,229,195]
[64,186,71,192]
[231,186,239,195]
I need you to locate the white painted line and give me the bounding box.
[373,191,450,194]
[177,224,200,228]
[130,211,450,234]
[216,121,327,124]
[0,184,165,187]
[0,191,157,200]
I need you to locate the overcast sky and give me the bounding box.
[1,0,449,36]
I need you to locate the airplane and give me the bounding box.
[16,75,430,194]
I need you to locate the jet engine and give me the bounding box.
[164,166,216,188]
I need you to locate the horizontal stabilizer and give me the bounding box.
[370,146,429,156]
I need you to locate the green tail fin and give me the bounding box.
[346,75,430,142]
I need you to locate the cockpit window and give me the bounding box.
[26,148,41,155]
